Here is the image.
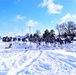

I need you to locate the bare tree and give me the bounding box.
[56,21,76,36]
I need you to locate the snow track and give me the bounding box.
[23,50,76,75]
[0,41,76,75]
[0,49,76,75]
[6,50,41,75]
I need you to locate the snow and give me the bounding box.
[0,40,76,75]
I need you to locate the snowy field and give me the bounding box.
[0,40,76,75]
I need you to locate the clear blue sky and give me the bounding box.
[0,0,76,36]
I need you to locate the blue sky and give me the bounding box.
[0,0,76,36]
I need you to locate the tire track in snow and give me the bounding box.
[48,50,76,69]
[6,50,42,75]
[36,50,76,75]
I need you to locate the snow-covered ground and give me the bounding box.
[0,40,76,75]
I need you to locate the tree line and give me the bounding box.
[2,21,76,44]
